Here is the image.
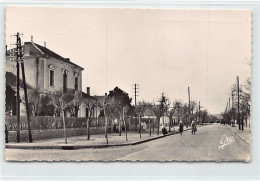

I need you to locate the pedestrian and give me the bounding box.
[178,121,183,135]
[161,124,168,136]
[191,121,197,135]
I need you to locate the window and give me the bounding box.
[50,70,54,86]
[63,73,67,93]
[62,69,68,93]
[74,77,78,90]
[48,64,56,87]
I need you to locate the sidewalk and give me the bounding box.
[230,125,251,144]
[5,125,197,150]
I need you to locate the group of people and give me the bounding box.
[178,120,197,135]
[160,120,197,136]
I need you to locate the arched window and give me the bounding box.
[62,69,68,93]
[49,65,56,87]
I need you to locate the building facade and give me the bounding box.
[6,38,85,116]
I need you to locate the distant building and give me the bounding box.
[80,87,105,119]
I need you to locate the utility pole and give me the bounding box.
[198,101,200,124]
[231,90,234,121]
[228,97,231,125]
[132,83,139,106]
[188,87,191,127]
[19,34,33,142]
[237,76,241,130]
[132,83,139,131]
[15,32,20,143]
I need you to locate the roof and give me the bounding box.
[6,42,84,70]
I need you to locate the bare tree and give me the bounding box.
[107,87,132,138]
[135,101,150,138]
[82,96,97,140]
[51,91,74,144]
[152,93,169,135]
[68,91,82,117]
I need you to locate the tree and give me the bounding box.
[135,101,150,138]
[107,87,132,138]
[166,100,179,132]
[201,110,208,124]
[82,95,97,140]
[24,90,53,116]
[152,93,169,135]
[51,91,74,144]
[231,77,251,129]
[5,84,16,115]
[67,91,82,117]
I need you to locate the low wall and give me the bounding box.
[7,127,106,142]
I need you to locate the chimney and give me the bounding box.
[31,35,33,43]
[44,41,46,47]
[86,87,90,96]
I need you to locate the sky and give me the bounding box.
[6,8,251,114]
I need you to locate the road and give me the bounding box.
[5,124,250,162]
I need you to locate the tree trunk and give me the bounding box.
[128,117,131,131]
[241,115,244,131]
[75,106,78,117]
[62,110,67,144]
[168,119,171,133]
[149,119,151,137]
[153,118,155,132]
[123,110,128,141]
[246,115,248,127]
[104,109,108,145]
[139,114,141,138]
[87,117,90,140]
[157,117,160,135]
[119,114,122,136]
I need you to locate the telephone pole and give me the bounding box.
[19,35,33,142]
[237,76,241,130]
[132,83,139,106]
[15,33,20,143]
[188,87,191,127]
[12,33,33,142]
[198,101,200,124]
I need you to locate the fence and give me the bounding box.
[5,116,160,131]
[5,116,106,131]
[5,116,161,142]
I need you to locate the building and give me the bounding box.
[6,37,84,93]
[6,37,87,117]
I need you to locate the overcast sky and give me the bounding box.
[6,8,251,114]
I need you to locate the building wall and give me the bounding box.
[80,104,102,118]
[6,55,38,90]
[6,52,84,117]
[44,58,82,92]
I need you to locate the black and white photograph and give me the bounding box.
[4,7,251,162]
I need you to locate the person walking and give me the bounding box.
[178,121,184,135]
[191,121,197,135]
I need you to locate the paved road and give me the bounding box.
[5,124,250,162]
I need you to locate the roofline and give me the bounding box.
[23,42,84,70]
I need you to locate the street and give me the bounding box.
[5,124,250,162]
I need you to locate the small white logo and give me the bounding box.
[218,134,235,150]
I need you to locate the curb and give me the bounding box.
[5,125,205,150]
[230,127,250,145]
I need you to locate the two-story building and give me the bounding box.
[6,37,87,117]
